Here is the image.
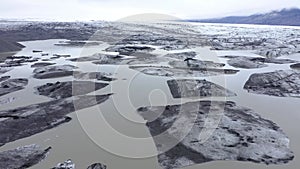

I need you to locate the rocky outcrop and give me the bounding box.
[124,54,166,65]
[138,101,294,169]
[112,33,191,51]
[52,161,107,169]
[87,53,162,65]
[228,57,267,69]
[252,57,296,64]
[88,53,166,65]
[290,63,300,70]
[68,53,121,62]
[36,81,109,99]
[33,65,78,79]
[210,37,300,58]
[257,48,296,58]
[70,51,198,67]
[31,62,56,68]
[0,94,111,147]
[224,56,296,69]
[105,45,155,56]
[41,53,49,56]
[87,163,107,169]
[0,144,51,169]
[52,54,71,58]
[130,66,239,77]
[169,59,225,69]
[90,55,124,65]
[0,78,28,96]
[50,54,71,60]
[164,52,197,60]
[131,66,175,77]
[0,76,10,82]
[167,79,236,98]
[73,72,116,82]
[1,56,38,67]
[244,70,300,97]
[51,159,75,169]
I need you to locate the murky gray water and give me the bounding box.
[0,39,299,169]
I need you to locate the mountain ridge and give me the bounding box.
[188,8,300,26]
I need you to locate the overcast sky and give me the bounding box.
[0,0,300,21]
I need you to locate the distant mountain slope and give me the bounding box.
[189,8,300,26]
